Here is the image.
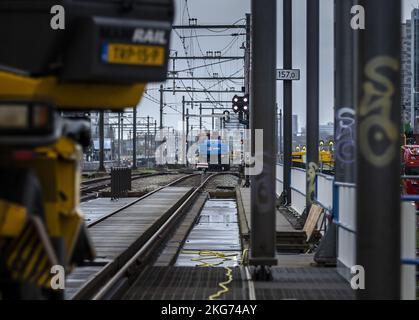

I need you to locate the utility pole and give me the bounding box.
[154,120,157,161]
[190,124,194,165]
[244,12,252,188]
[199,103,203,130]
[283,0,292,205]
[245,13,251,94]
[172,51,177,95]
[159,84,164,130]
[182,96,186,165]
[117,112,121,165]
[212,109,215,130]
[249,0,277,275]
[98,111,105,172]
[158,84,164,166]
[356,0,401,300]
[121,113,124,164]
[147,116,150,168]
[186,109,189,166]
[132,107,137,170]
[278,108,282,162]
[306,0,320,213]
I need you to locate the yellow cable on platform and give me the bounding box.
[208,267,233,300]
[180,250,239,300]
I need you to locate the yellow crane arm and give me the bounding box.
[0,71,145,110]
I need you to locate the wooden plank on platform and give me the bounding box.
[303,204,323,242]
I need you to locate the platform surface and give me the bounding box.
[123,266,355,300]
[254,267,355,300]
[124,266,247,300]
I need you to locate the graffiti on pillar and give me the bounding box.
[359,56,399,167]
[307,162,318,205]
[335,107,356,166]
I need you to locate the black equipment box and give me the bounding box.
[0,0,174,83]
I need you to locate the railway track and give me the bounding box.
[68,172,229,300]
[85,173,201,228]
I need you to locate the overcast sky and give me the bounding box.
[136,0,418,132]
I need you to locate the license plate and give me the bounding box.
[101,43,165,66]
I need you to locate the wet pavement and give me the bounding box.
[176,199,242,267]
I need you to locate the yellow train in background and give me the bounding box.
[292,141,334,171]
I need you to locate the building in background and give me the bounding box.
[292,114,298,136]
[90,112,113,142]
[319,122,334,142]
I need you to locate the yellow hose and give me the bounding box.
[208,267,233,300]
[180,250,239,300]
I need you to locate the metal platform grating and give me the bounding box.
[123,266,247,300]
[123,265,355,300]
[253,267,356,300]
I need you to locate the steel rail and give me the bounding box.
[70,173,204,299]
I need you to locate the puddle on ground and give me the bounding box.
[175,199,242,267]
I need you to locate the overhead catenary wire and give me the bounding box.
[142,1,246,129]
[175,4,220,109]
[176,33,245,39]
[176,0,245,108]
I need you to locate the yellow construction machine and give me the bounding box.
[0,0,174,299]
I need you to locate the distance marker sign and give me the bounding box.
[276,69,300,80]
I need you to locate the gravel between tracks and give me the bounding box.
[102,172,240,194]
[204,174,240,191]
[130,174,187,192]
[172,174,207,188]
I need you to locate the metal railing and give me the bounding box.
[110,167,132,200]
[290,167,306,215]
[276,164,418,299]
